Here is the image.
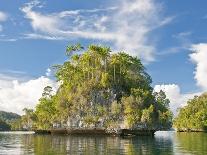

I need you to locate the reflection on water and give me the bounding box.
[0,131,206,155]
[174,132,207,155]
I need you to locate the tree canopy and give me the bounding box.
[173,93,207,131]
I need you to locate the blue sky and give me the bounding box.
[0,0,207,114]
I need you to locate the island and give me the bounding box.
[12,44,173,136]
[173,93,207,132]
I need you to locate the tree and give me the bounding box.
[21,108,35,130]
[141,105,154,127]
[42,86,53,98]
[66,43,83,57]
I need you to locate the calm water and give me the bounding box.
[0,131,206,155]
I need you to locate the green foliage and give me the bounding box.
[154,90,173,129]
[34,87,57,130]
[66,43,84,56]
[0,111,21,131]
[173,93,207,131]
[21,108,36,130]
[10,119,22,131]
[0,119,11,131]
[30,44,172,131]
[141,105,154,125]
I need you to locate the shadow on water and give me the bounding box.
[0,131,207,155]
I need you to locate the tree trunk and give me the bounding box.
[114,65,116,82]
[104,58,107,72]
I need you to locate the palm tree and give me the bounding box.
[99,47,110,72]
[66,43,83,57]
[110,54,120,82]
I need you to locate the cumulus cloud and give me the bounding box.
[0,75,58,115]
[21,0,173,62]
[190,43,207,90]
[154,43,207,115]
[154,43,207,114]
[154,84,201,115]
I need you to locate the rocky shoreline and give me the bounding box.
[34,128,156,136]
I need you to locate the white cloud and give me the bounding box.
[23,33,63,40]
[0,34,17,42]
[190,43,207,90]
[0,38,17,42]
[0,12,7,22]
[0,11,7,32]
[0,75,57,115]
[21,0,173,62]
[154,84,201,115]
[45,68,51,77]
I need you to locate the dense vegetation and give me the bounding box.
[0,119,11,131]
[173,93,207,131]
[0,111,21,131]
[20,44,172,131]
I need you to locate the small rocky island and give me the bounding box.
[19,44,172,136]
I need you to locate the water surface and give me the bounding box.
[0,131,206,155]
